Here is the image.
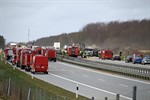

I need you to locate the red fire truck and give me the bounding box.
[4,48,14,61]
[24,51,32,71]
[20,49,31,69]
[12,49,17,65]
[67,46,79,57]
[16,48,22,67]
[46,49,56,62]
[31,55,48,74]
[99,50,113,60]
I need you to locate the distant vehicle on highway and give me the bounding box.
[99,50,113,60]
[141,56,150,65]
[125,55,133,63]
[112,55,121,61]
[132,52,143,64]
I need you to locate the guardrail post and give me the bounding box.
[133,86,137,100]
[116,94,120,100]
[105,97,108,100]
[7,78,11,96]
[27,88,31,100]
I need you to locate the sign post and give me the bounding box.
[76,84,79,98]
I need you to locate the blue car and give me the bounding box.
[132,56,142,64]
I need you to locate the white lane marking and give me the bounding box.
[119,84,129,88]
[82,74,88,77]
[58,62,150,85]
[49,72,132,100]
[98,78,105,82]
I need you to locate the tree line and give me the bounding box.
[0,35,5,50]
[30,19,150,50]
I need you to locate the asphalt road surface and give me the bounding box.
[30,61,150,100]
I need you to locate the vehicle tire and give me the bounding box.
[44,72,48,74]
[21,65,24,69]
[31,70,35,74]
[54,58,56,62]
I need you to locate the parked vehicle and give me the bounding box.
[31,55,48,74]
[67,46,79,57]
[125,55,133,63]
[132,52,143,64]
[46,49,57,62]
[20,49,31,69]
[4,48,14,62]
[99,50,113,60]
[24,52,32,71]
[82,48,94,57]
[112,55,121,61]
[16,48,22,67]
[141,56,150,65]
[12,49,17,65]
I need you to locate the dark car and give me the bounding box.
[125,55,132,63]
[141,56,150,65]
[112,55,121,61]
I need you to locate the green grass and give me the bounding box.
[0,57,89,100]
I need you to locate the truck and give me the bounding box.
[54,42,60,51]
[16,48,22,67]
[20,49,31,69]
[24,52,32,71]
[67,46,79,57]
[99,50,113,60]
[46,49,57,62]
[30,55,48,74]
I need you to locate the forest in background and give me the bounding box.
[0,35,5,50]
[31,19,150,51]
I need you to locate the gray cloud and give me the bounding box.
[0,0,149,43]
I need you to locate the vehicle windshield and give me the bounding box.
[145,57,150,60]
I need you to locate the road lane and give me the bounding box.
[11,61,149,100]
[46,61,150,100]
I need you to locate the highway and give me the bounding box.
[31,61,150,100]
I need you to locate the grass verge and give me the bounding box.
[0,58,89,100]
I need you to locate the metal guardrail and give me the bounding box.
[57,55,150,80]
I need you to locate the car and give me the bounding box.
[132,56,142,64]
[141,56,150,65]
[125,55,132,63]
[112,55,121,61]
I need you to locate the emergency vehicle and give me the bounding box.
[31,55,48,74]
[67,46,79,57]
[46,48,57,62]
[99,50,113,60]
[20,49,31,69]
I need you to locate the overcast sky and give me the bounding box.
[0,0,150,43]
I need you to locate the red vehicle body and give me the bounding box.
[41,49,46,56]
[99,50,113,60]
[46,49,56,62]
[20,49,31,69]
[24,52,32,71]
[67,46,79,57]
[12,49,17,65]
[31,55,48,74]
[16,48,22,67]
[4,48,14,61]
